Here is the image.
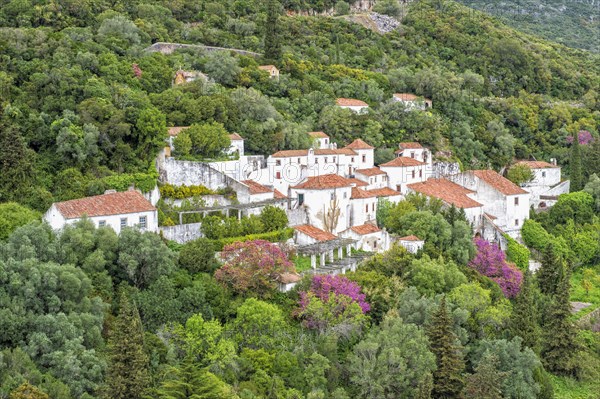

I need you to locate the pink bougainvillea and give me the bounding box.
[215,240,294,297]
[469,238,523,298]
[566,130,594,145]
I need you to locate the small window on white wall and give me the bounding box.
[139,216,147,229]
[120,218,127,228]
[542,171,546,178]
[515,219,519,226]
[98,220,106,227]
[514,197,519,205]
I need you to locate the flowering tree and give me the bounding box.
[215,240,294,297]
[296,275,370,333]
[567,130,594,145]
[469,238,523,298]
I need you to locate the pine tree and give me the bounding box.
[264,0,282,63]
[464,354,508,399]
[428,297,465,398]
[415,372,433,399]
[536,243,564,296]
[0,124,34,202]
[156,358,233,399]
[104,294,150,399]
[541,265,581,377]
[510,270,541,353]
[570,132,583,191]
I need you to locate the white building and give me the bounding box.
[349,187,379,227]
[44,190,158,234]
[450,170,530,240]
[336,98,369,114]
[345,139,375,173]
[308,131,332,149]
[227,133,245,157]
[397,235,425,254]
[395,142,431,165]
[293,224,338,245]
[392,93,432,110]
[379,156,428,194]
[173,70,208,85]
[354,167,388,190]
[407,178,484,228]
[258,65,280,80]
[340,223,389,253]
[514,160,567,209]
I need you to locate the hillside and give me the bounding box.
[458,0,600,52]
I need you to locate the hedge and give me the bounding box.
[504,235,530,271]
[101,172,158,193]
[160,183,216,199]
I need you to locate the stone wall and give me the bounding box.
[432,161,461,178]
[160,223,203,244]
[287,207,309,227]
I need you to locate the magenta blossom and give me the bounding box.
[566,130,594,145]
[469,238,523,298]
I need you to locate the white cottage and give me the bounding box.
[392,93,432,110]
[397,235,425,254]
[336,98,369,114]
[354,167,388,189]
[44,190,158,234]
[514,160,567,209]
[379,156,428,194]
[258,65,280,80]
[307,131,332,149]
[340,223,388,252]
[395,142,431,165]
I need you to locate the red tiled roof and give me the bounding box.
[336,98,368,107]
[258,65,278,71]
[229,133,243,141]
[274,189,287,199]
[345,138,374,150]
[241,180,272,195]
[294,225,337,242]
[308,131,329,138]
[380,156,425,167]
[398,142,423,149]
[55,191,156,219]
[515,160,558,169]
[315,148,357,155]
[168,126,189,137]
[398,235,422,241]
[355,167,385,176]
[347,178,368,187]
[272,149,308,158]
[351,187,377,199]
[291,174,352,190]
[394,93,431,102]
[367,187,401,197]
[351,223,381,235]
[470,170,528,195]
[407,178,482,209]
[278,272,302,284]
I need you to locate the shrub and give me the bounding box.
[159,184,216,199]
[469,238,523,298]
[505,235,530,271]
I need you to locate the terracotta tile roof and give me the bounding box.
[229,133,243,141]
[294,224,337,242]
[258,65,278,71]
[344,138,374,150]
[351,223,381,235]
[398,235,422,241]
[278,272,302,284]
[241,180,272,195]
[274,189,287,199]
[336,98,368,107]
[347,178,368,187]
[407,178,482,209]
[367,187,401,197]
[315,148,357,155]
[398,142,423,149]
[55,191,156,219]
[515,160,558,169]
[351,187,377,199]
[272,149,308,158]
[380,156,425,167]
[168,126,189,137]
[292,174,353,190]
[308,131,329,138]
[355,167,385,176]
[470,170,528,195]
[394,93,431,102]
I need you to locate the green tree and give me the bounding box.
[373,0,402,17]
[9,383,49,399]
[428,297,465,398]
[178,238,220,274]
[0,203,40,240]
[264,0,282,63]
[507,164,534,186]
[104,294,150,399]
[463,354,507,399]
[186,123,231,158]
[0,124,35,203]
[259,205,288,231]
[172,130,192,157]
[135,107,167,158]
[570,132,583,191]
[510,270,541,353]
[541,266,581,377]
[536,243,564,296]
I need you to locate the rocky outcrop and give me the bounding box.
[369,12,400,33]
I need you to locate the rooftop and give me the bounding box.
[55,191,156,219]
[258,65,278,70]
[407,178,482,209]
[274,189,287,199]
[380,156,425,167]
[241,180,272,195]
[294,224,337,242]
[347,178,369,187]
[292,174,353,190]
[398,235,422,242]
[315,148,357,156]
[394,93,431,102]
[168,126,189,137]
[355,167,385,176]
[308,131,329,138]
[229,133,243,141]
[398,142,424,149]
[515,160,559,169]
[336,98,369,107]
[344,138,375,150]
[470,170,528,195]
[351,187,377,199]
[271,149,308,158]
[366,187,401,197]
[351,223,381,235]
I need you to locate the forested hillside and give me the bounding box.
[0,0,599,398]
[458,0,600,52]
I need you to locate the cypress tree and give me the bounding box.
[541,265,581,377]
[570,132,583,191]
[104,294,150,399]
[510,269,541,353]
[264,0,282,63]
[536,242,563,296]
[428,297,465,398]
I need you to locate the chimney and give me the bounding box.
[104,189,117,195]
[550,158,557,166]
[128,185,136,191]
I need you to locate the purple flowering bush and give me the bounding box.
[296,275,370,332]
[567,130,594,145]
[469,238,523,298]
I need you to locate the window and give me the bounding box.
[325,157,328,163]
[120,218,127,228]
[373,241,377,249]
[343,192,347,199]
[370,178,373,184]
[298,193,304,205]
[330,193,336,201]
[98,220,106,227]
[542,171,546,178]
[514,197,519,205]
[411,170,415,179]
[365,204,368,212]
[419,170,423,178]
[351,157,355,162]
[276,172,281,179]
[362,155,366,162]
[325,139,328,144]
[372,202,375,211]
[139,216,147,229]
[515,219,519,226]
[396,185,401,192]
[410,152,415,158]
[276,160,281,166]
[315,158,319,164]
